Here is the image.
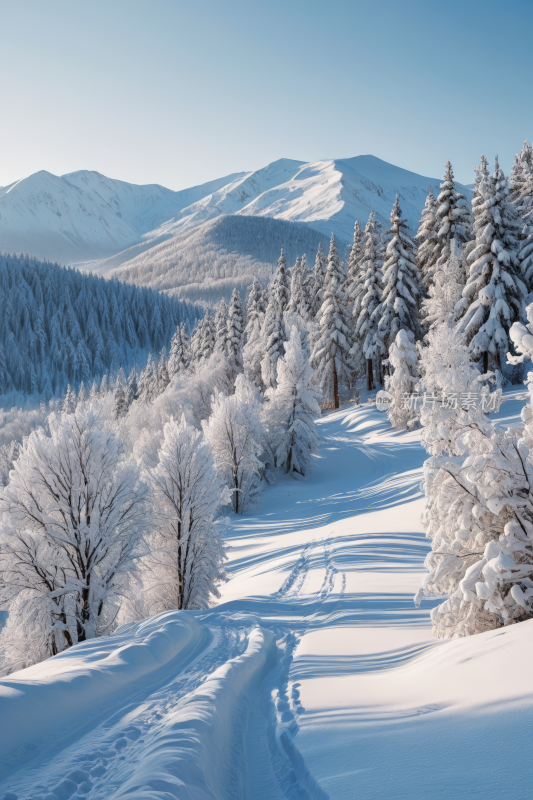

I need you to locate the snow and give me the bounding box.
[0,388,530,799]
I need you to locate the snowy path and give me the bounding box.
[2,389,533,799]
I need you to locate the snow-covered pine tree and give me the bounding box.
[62,384,77,414]
[214,299,230,355]
[375,196,422,366]
[203,375,263,514]
[157,356,170,395]
[415,186,439,292]
[0,407,149,671]
[421,252,465,329]
[310,241,327,317]
[168,323,190,377]
[345,220,364,304]
[126,367,139,409]
[434,162,472,280]
[462,155,491,268]
[509,139,532,205]
[456,157,526,374]
[287,255,311,320]
[114,383,127,420]
[227,288,244,367]
[351,210,384,390]
[271,247,290,313]
[145,414,229,612]
[260,297,286,390]
[265,326,321,477]
[311,234,353,408]
[243,278,266,389]
[77,381,87,405]
[138,353,158,404]
[200,313,216,362]
[385,329,419,430]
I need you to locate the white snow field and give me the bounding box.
[1,388,531,800]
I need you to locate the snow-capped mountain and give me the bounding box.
[0,157,472,267]
[143,155,470,246]
[0,169,245,264]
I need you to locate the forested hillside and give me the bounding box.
[0,253,202,404]
[97,215,342,306]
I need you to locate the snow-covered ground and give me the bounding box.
[1,388,531,800]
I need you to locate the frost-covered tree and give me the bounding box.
[265,326,321,477]
[0,408,149,672]
[311,235,353,408]
[245,278,266,334]
[270,247,290,313]
[421,252,464,329]
[203,375,263,514]
[310,241,327,317]
[385,329,419,430]
[144,415,229,612]
[456,157,526,374]
[226,288,244,367]
[351,211,384,390]
[260,298,286,390]
[375,196,422,357]
[417,322,502,458]
[509,139,532,205]
[169,323,190,377]
[416,186,439,291]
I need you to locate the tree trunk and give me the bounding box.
[366,358,373,392]
[482,351,488,374]
[333,359,339,409]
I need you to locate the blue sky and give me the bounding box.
[1,0,532,188]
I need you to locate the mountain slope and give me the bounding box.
[1,388,530,800]
[0,169,244,264]
[98,214,343,306]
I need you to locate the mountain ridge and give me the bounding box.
[0,157,473,268]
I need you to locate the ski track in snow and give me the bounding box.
[0,389,528,799]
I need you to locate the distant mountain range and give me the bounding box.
[0,157,473,267]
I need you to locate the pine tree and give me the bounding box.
[62,384,77,414]
[456,157,526,373]
[434,162,472,279]
[265,326,321,477]
[351,211,384,389]
[126,368,139,408]
[416,186,439,291]
[214,299,230,355]
[114,384,127,420]
[509,139,532,205]
[375,196,422,363]
[385,329,419,430]
[345,220,364,304]
[270,247,290,312]
[138,354,158,403]
[169,323,190,376]
[260,298,286,390]
[243,279,266,389]
[311,234,353,408]
[287,255,312,320]
[227,288,244,366]
[310,241,327,317]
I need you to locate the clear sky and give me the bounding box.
[1,0,532,189]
